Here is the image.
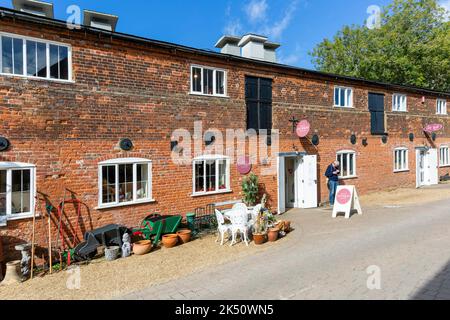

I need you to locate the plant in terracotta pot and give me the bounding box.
[241,173,259,206]
[252,208,268,245]
[177,229,192,244]
[267,227,280,242]
[162,234,178,248]
[133,240,152,255]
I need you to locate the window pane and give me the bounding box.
[13,38,23,75]
[2,36,13,74]
[26,40,37,76]
[192,67,202,92]
[59,46,69,80]
[0,171,6,216]
[195,162,204,193]
[11,169,31,214]
[136,164,149,200]
[218,160,227,190]
[346,89,351,106]
[334,88,339,106]
[349,154,354,176]
[340,89,345,107]
[119,164,133,202]
[102,165,116,204]
[37,42,47,78]
[206,160,216,192]
[203,68,213,95]
[216,71,225,95]
[50,44,59,79]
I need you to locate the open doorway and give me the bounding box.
[277,153,318,214]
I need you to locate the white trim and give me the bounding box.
[98,159,153,208]
[192,155,231,196]
[190,64,228,98]
[439,145,450,167]
[333,86,353,108]
[393,147,409,172]
[392,93,408,112]
[436,99,447,115]
[336,150,357,179]
[0,31,72,82]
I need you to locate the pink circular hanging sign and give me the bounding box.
[296,120,311,138]
[424,124,443,133]
[336,188,352,205]
[237,156,252,175]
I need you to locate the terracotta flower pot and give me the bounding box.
[177,229,192,244]
[252,233,266,245]
[162,234,179,248]
[268,228,280,242]
[284,221,291,233]
[133,240,152,255]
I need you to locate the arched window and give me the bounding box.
[98,158,153,208]
[192,155,230,196]
[336,151,356,179]
[0,162,36,223]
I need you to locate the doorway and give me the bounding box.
[277,154,318,214]
[416,148,439,188]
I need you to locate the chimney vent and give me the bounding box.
[215,35,241,56]
[238,34,268,61]
[12,0,54,18]
[83,10,118,32]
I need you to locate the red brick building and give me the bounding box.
[0,4,449,261]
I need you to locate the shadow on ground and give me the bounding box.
[413,260,450,300]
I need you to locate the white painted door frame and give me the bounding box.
[416,147,439,188]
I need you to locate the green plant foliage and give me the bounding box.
[241,173,259,206]
[310,0,450,92]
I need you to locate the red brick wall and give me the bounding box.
[0,17,449,261]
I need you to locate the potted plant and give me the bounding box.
[252,208,268,245]
[242,173,259,206]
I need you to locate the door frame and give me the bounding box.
[416,147,439,188]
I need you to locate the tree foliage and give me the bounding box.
[310,0,450,92]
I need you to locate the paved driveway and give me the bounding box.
[122,196,450,300]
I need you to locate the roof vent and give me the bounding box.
[238,34,268,61]
[215,35,241,56]
[12,0,54,18]
[83,10,118,32]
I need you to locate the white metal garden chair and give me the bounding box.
[229,208,250,247]
[248,204,262,230]
[214,209,232,246]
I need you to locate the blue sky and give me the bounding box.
[0,0,448,69]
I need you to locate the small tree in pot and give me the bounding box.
[241,173,259,206]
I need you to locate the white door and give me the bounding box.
[427,149,439,185]
[277,156,286,214]
[301,155,318,208]
[416,150,426,188]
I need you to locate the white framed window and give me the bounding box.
[394,148,409,172]
[192,155,231,196]
[336,151,356,179]
[437,99,447,115]
[190,65,227,97]
[0,162,36,222]
[440,146,450,167]
[98,158,153,209]
[392,94,407,112]
[0,32,72,82]
[334,86,353,108]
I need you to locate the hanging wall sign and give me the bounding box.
[332,186,363,219]
[424,124,443,133]
[296,120,311,138]
[237,156,252,175]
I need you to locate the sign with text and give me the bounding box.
[424,124,443,133]
[296,120,311,138]
[332,185,362,219]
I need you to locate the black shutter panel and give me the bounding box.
[368,93,385,135]
[246,101,259,131]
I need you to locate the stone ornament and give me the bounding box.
[121,233,131,258]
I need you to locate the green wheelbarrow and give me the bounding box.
[132,214,182,246]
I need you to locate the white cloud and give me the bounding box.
[278,44,302,66]
[439,0,450,20]
[223,19,243,36]
[260,0,298,40]
[245,0,268,23]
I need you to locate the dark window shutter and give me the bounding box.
[245,76,273,133]
[368,93,385,135]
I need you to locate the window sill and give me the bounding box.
[0,73,74,84]
[333,105,354,109]
[189,92,229,99]
[6,213,38,221]
[392,110,408,113]
[394,169,410,173]
[96,199,156,210]
[191,189,233,198]
[339,176,358,180]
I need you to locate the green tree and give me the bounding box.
[310,0,450,92]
